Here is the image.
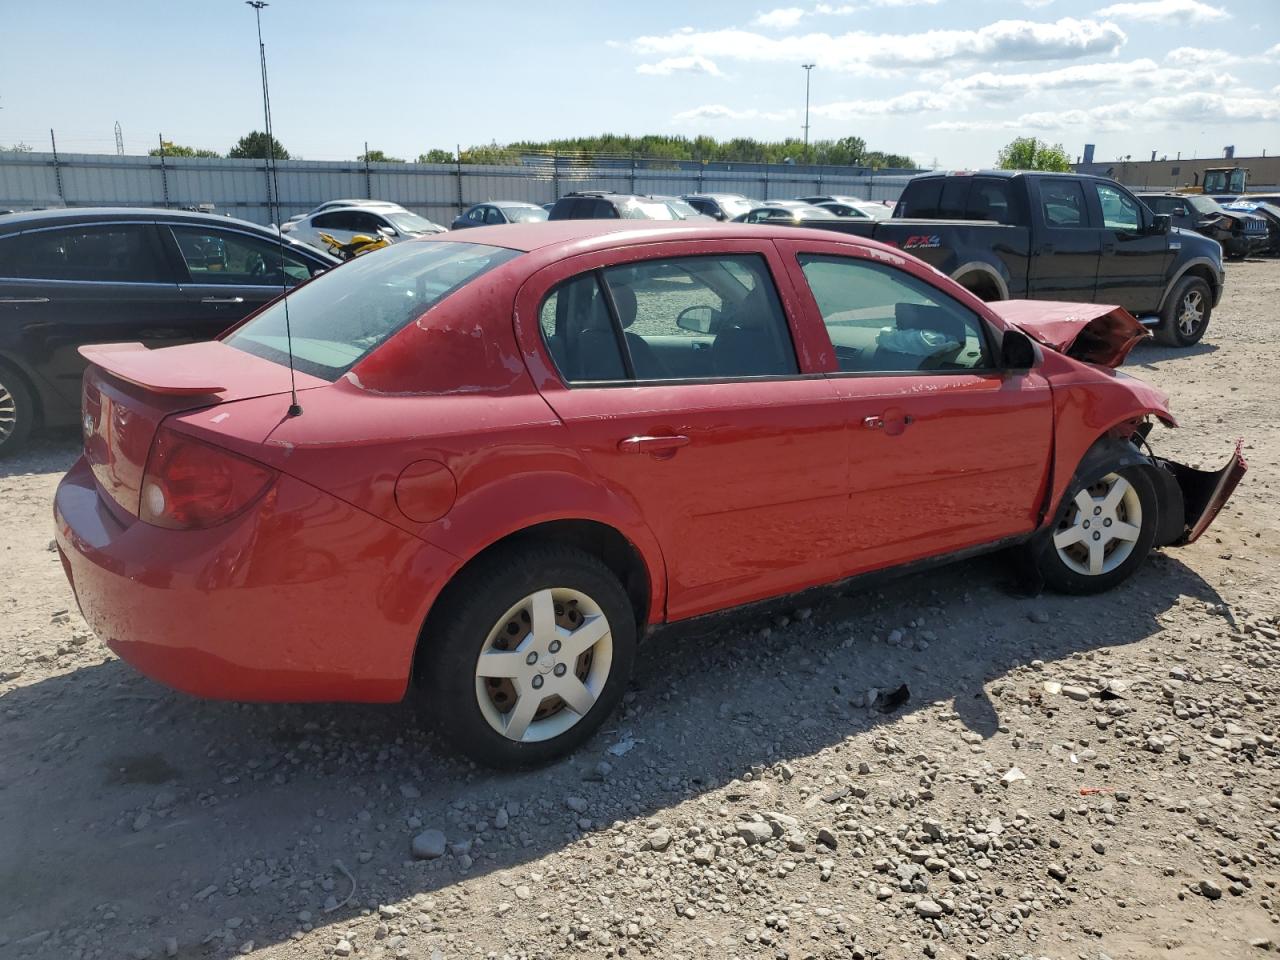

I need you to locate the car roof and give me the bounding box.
[426,218,877,254]
[491,201,542,208]
[909,169,1108,182]
[0,206,286,233]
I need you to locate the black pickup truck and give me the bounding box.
[809,171,1225,346]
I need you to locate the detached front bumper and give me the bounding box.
[54,456,456,703]
[1151,441,1247,546]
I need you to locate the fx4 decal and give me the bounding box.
[901,234,942,250]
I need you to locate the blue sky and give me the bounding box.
[1,0,1276,167]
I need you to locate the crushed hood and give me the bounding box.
[987,301,1150,369]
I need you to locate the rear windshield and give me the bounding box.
[224,241,520,380]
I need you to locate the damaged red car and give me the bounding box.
[54,221,1245,766]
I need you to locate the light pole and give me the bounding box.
[246,1,278,219]
[802,64,816,162]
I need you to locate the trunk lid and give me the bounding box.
[986,301,1150,369]
[79,341,324,519]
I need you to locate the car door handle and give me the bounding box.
[200,296,245,304]
[0,296,50,304]
[1102,242,1116,254]
[864,414,913,430]
[618,435,691,455]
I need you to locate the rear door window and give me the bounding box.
[966,179,1014,224]
[2,224,171,282]
[538,255,797,383]
[1039,180,1090,228]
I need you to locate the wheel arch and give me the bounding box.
[411,517,660,687]
[0,351,46,429]
[1156,257,1220,315]
[950,261,1010,302]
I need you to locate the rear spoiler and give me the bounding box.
[986,301,1150,369]
[79,343,226,396]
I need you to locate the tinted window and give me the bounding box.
[226,241,519,380]
[170,226,318,285]
[539,274,626,382]
[897,178,944,218]
[592,200,620,220]
[1094,183,1141,232]
[484,207,506,225]
[938,178,971,219]
[467,207,486,223]
[349,211,385,234]
[966,179,1014,224]
[0,224,169,282]
[311,211,347,230]
[799,254,991,373]
[1040,180,1089,228]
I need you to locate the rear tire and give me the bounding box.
[418,543,637,768]
[0,363,34,458]
[1033,465,1158,595]
[1155,275,1211,346]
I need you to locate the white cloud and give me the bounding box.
[636,55,724,77]
[950,57,1234,95]
[1094,0,1228,24]
[1164,46,1234,64]
[672,104,794,122]
[753,7,806,29]
[632,18,1127,72]
[928,91,1277,131]
[811,90,954,117]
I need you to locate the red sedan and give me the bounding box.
[54,221,1245,766]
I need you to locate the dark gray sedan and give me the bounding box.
[0,207,337,455]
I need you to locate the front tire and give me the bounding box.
[1033,466,1158,595]
[0,363,35,458]
[1155,276,1211,346]
[419,543,637,767]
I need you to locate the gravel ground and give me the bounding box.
[2,259,1278,960]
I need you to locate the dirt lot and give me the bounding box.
[2,260,1278,960]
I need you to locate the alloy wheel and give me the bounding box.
[1053,473,1143,576]
[474,587,613,743]
[1177,289,1205,338]
[0,381,16,443]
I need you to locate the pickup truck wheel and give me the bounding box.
[0,363,34,458]
[1155,276,1211,347]
[1033,467,1158,595]
[419,543,637,767]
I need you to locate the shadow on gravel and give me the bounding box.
[0,430,79,479]
[0,547,1227,956]
[1125,340,1219,369]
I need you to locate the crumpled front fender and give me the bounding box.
[1152,440,1248,546]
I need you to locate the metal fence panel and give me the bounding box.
[0,151,921,225]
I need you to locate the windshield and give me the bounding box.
[618,198,677,220]
[503,206,548,223]
[225,241,520,380]
[661,198,702,218]
[385,211,439,234]
[719,197,755,217]
[857,203,892,220]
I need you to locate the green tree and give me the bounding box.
[996,136,1072,172]
[361,148,404,163]
[417,148,454,163]
[459,141,520,165]
[149,141,219,158]
[228,131,290,160]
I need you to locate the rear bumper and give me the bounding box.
[54,456,457,702]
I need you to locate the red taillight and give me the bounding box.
[139,426,276,530]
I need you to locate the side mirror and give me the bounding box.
[1173,207,1188,217]
[378,226,397,238]
[1148,213,1171,235]
[676,305,720,335]
[1000,328,1036,371]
